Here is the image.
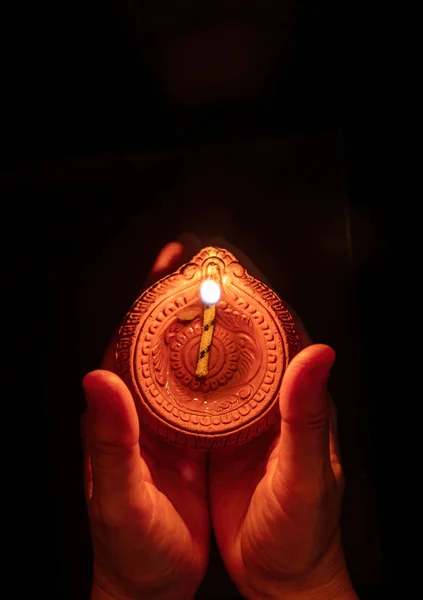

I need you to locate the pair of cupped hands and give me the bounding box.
[82,235,358,600]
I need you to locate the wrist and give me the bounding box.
[270,577,358,600]
[244,541,358,600]
[246,576,358,600]
[91,582,195,600]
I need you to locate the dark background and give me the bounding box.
[3,1,399,598]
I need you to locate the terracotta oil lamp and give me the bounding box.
[116,247,300,449]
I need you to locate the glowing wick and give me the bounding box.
[196,279,221,377]
[200,279,221,305]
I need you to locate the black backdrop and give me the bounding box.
[3,1,397,599]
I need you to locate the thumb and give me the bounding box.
[277,344,336,486]
[82,369,144,501]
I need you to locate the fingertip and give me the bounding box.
[151,241,185,277]
[82,370,133,413]
[150,234,203,280]
[82,370,139,446]
[280,344,336,419]
[177,231,203,254]
[289,343,336,374]
[82,369,124,393]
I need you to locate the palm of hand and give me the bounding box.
[210,369,344,600]
[210,427,289,598]
[92,429,209,600]
[140,428,209,584]
[85,373,210,600]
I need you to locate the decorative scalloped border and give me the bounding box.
[116,247,301,448]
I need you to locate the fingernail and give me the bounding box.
[308,348,336,393]
[82,383,102,424]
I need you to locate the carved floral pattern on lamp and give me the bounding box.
[116,247,300,449]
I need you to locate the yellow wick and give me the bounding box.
[196,273,220,378]
[196,303,216,377]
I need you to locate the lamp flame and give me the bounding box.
[200,279,221,305]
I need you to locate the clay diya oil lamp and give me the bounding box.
[116,247,300,449]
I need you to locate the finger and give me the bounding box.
[145,233,203,288]
[81,410,93,502]
[275,344,335,489]
[101,233,203,370]
[82,369,149,505]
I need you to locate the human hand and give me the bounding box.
[208,240,358,600]
[82,236,210,600]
